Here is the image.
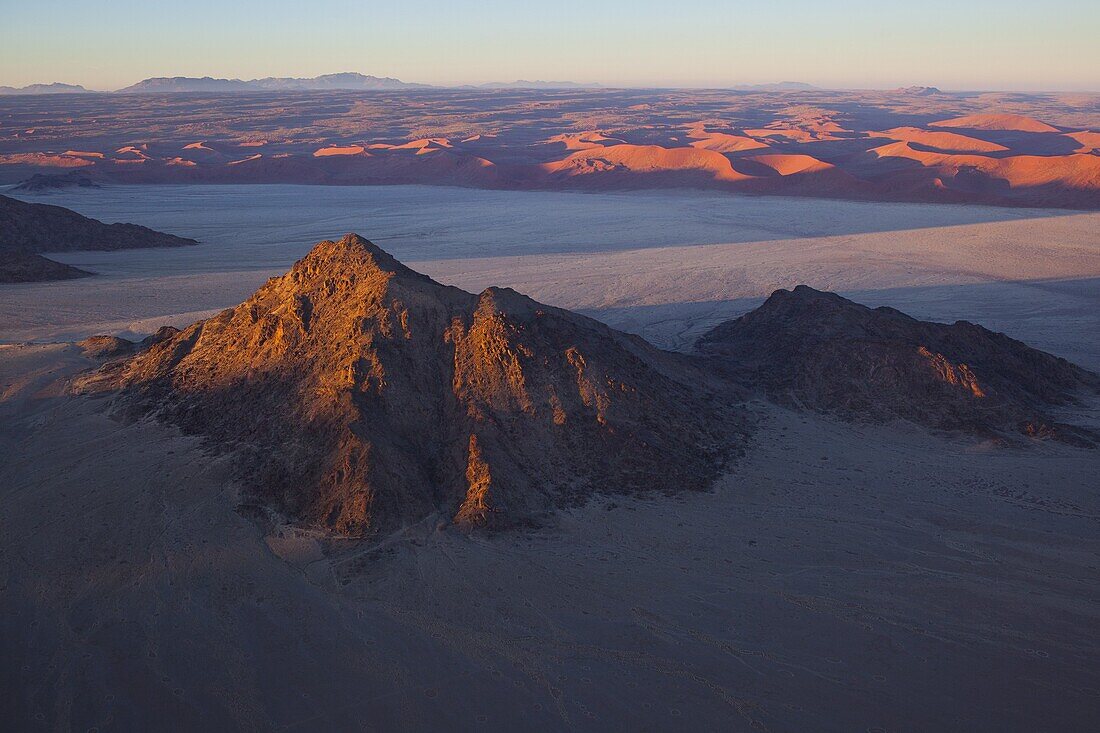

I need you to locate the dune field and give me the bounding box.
[3,88,1100,208]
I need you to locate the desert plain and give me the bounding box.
[2,87,1100,733]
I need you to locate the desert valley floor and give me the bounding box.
[3,185,1099,368]
[2,185,1099,731]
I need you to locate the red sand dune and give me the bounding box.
[313,145,367,157]
[183,141,213,151]
[228,154,263,165]
[1065,131,1100,154]
[930,114,1060,133]
[870,141,1100,189]
[370,138,454,153]
[745,153,835,176]
[239,140,267,148]
[0,153,92,168]
[543,144,752,182]
[542,132,626,151]
[167,157,197,167]
[115,146,151,159]
[686,126,770,153]
[62,150,106,159]
[873,127,1008,153]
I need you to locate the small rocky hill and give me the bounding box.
[696,286,1099,445]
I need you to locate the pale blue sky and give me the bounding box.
[2,0,1098,91]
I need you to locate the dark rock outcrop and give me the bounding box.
[0,193,197,282]
[0,194,197,254]
[697,285,1099,445]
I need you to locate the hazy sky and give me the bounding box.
[2,0,1098,91]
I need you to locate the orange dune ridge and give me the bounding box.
[115,146,151,159]
[542,132,626,151]
[369,138,454,154]
[1065,131,1100,154]
[869,142,1100,189]
[313,145,367,157]
[0,153,92,168]
[166,157,197,167]
[929,114,1060,133]
[62,150,106,159]
[183,141,214,151]
[686,125,770,153]
[228,154,263,165]
[744,153,835,176]
[543,144,752,181]
[362,149,498,186]
[872,127,1008,153]
[239,140,267,147]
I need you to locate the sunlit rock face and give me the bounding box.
[76,235,741,537]
[696,285,1099,445]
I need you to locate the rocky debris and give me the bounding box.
[78,335,137,359]
[0,250,91,283]
[76,235,743,537]
[78,327,181,359]
[696,285,1099,445]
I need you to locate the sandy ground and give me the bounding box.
[3,185,1099,370]
[1,344,1097,732]
[2,186,1099,731]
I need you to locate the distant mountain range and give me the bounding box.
[0,82,91,95]
[0,75,829,95]
[895,86,944,95]
[116,72,430,93]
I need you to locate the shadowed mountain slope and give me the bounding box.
[0,194,197,253]
[0,251,90,282]
[696,286,1099,445]
[0,194,198,282]
[76,235,741,537]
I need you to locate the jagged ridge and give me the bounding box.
[696,285,1099,444]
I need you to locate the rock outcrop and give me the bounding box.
[77,326,181,359]
[78,235,741,537]
[696,286,1099,445]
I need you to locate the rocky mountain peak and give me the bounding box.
[76,236,741,537]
